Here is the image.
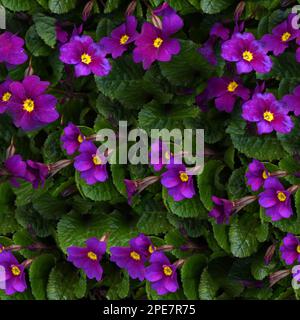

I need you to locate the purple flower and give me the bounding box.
[145,252,179,295]
[60,35,111,77]
[4,154,27,187]
[292,265,300,284]
[149,139,173,172]
[210,23,230,41]
[110,235,151,281]
[0,251,27,295]
[209,196,234,224]
[7,75,59,131]
[282,85,300,116]
[259,177,293,221]
[242,93,293,135]
[133,12,182,70]
[245,159,269,191]
[221,32,272,74]
[280,233,300,265]
[206,77,250,113]
[0,32,27,66]
[61,123,85,155]
[56,25,68,44]
[261,14,299,56]
[74,141,108,185]
[0,79,13,113]
[100,16,138,59]
[67,238,106,281]
[161,164,195,201]
[124,179,138,205]
[25,160,49,189]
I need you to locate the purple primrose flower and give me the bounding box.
[245,159,269,191]
[209,196,234,224]
[4,154,27,187]
[61,123,85,155]
[0,79,13,113]
[280,233,300,265]
[149,139,173,172]
[0,32,27,66]
[25,160,49,189]
[282,85,300,116]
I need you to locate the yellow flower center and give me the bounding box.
[23,99,35,113]
[0,246,3,253]
[77,134,84,143]
[120,34,129,45]
[163,266,173,276]
[262,170,268,180]
[148,245,156,254]
[179,172,189,182]
[297,245,300,254]
[227,81,238,93]
[130,251,141,261]
[277,191,286,202]
[2,92,11,102]
[92,155,102,165]
[281,32,291,42]
[153,37,163,48]
[164,151,171,160]
[87,251,98,261]
[11,266,21,276]
[242,50,253,62]
[81,53,92,65]
[263,111,274,122]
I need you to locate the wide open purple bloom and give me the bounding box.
[246,159,269,192]
[133,20,181,70]
[0,251,27,295]
[110,235,149,281]
[4,154,27,187]
[0,32,27,66]
[7,75,59,131]
[100,16,138,59]
[209,196,234,224]
[242,93,293,135]
[60,35,111,77]
[280,233,300,265]
[145,252,179,295]
[206,77,250,113]
[25,160,49,189]
[149,139,173,172]
[61,123,85,155]
[259,177,293,221]
[221,32,272,74]
[261,14,299,56]
[67,237,106,281]
[161,164,195,202]
[282,85,300,116]
[0,79,13,113]
[74,141,108,185]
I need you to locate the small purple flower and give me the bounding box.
[133,9,182,70]
[7,75,59,131]
[245,159,269,191]
[280,233,300,265]
[0,251,27,295]
[282,85,300,116]
[4,154,27,187]
[0,79,13,113]
[261,14,299,56]
[74,141,108,185]
[124,179,138,205]
[161,164,195,201]
[221,32,272,74]
[25,160,49,189]
[206,77,250,113]
[110,235,150,281]
[0,32,27,66]
[56,25,68,44]
[100,16,139,59]
[145,252,179,295]
[61,123,85,155]
[209,196,234,224]
[259,177,293,221]
[242,93,293,135]
[149,139,173,172]
[67,237,106,281]
[60,35,111,77]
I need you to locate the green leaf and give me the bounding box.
[199,268,219,300]
[1,0,32,11]
[104,0,121,13]
[47,263,86,300]
[137,211,171,235]
[229,214,259,258]
[33,13,57,48]
[13,229,40,259]
[227,167,248,199]
[25,25,52,57]
[48,0,77,14]
[200,0,234,14]
[29,254,56,300]
[212,223,230,253]
[110,163,127,197]
[181,254,207,299]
